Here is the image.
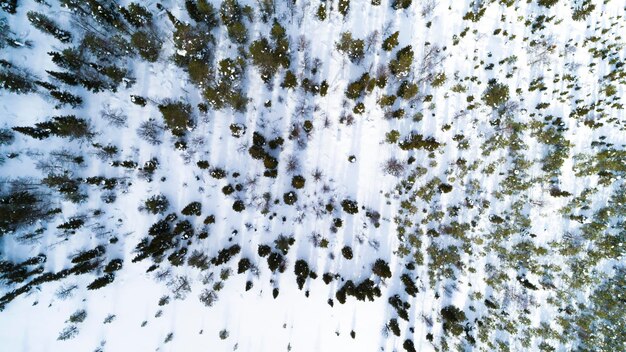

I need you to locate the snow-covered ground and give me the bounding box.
[1,0,625,351]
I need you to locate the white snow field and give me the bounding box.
[0,0,625,351]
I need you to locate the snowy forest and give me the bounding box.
[0,0,625,351]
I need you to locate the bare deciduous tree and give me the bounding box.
[137,119,163,145]
[101,105,127,127]
[383,157,405,176]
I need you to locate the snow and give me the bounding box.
[1,0,626,351]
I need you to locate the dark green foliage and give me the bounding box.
[257,244,271,257]
[120,3,152,28]
[209,167,226,180]
[0,0,17,14]
[211,245,241,265]
[181,201,202,216]
[188,250,210,270]
[172,22,213,67]
[403,339,416,352]
[158,101,193,137]
[50,90,83,108]
[131,31,161,62]
[386,318,400,337]
[0,129,14,146]
[482,80,510,108]
[283,191,297,205]
[389,294,410,320]
[27,11,72,43]
[237,258,251,273]
[71,246,105,264]
[281,70,297,88]
[186,0,219,27]
[131,95,147,106]
[48,49,82,71]
[378,94,396,107]
[336,279,381,304]
[438,183,453,193]
[47,70,79,86]
[341,199,359,214]
[572,0,595,21]
[203,58,248,112]
[399,133,440,151]
[372,259,392,279]
[233,200,245,212]
[104,259,123,273]
[0,255,46,285]
[440,305,467,336]
[42,173,86,203]
[220,0,242,26]
[220,0,247,43]
[401,274,418,296]
[316,3,326,21]
[69,309,87,323]
[57,218,84,231]
[291,175,305,189]
[338,0,350,16]
[294,259,310,290]
[0,69,36,93]
[249,21,290,83]
[538,0,559,7]
[397,81,418,99]
[382,31,399,51]
[336,32,365,63]
[342,246,353,260]
[389,46,414,77]
[392,0,412,10]
[274,235,295,255]
[87,274,115,290]
[267,251,284,272]
[21,115,93,140]
[345,73,373,99]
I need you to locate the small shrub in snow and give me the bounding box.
[219,329,229,340]
[68,309,87,323]
[392,0,412,10]
[143,194,169,214]
[121,3,153,28]
[338,0,350,16]
[181,201,202,216]
[342,246,354,260]
[341,199,359,214]
[57,325,79,340]
[283,191,298,205]
[482,80,510,108]
[131,31,161,62]
[158,100,193,137]
[382,31,399,51]
[336,32,365,63]
[389,46,414,77]
[372,259,392,279]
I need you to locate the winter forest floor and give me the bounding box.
[0,0,625,351]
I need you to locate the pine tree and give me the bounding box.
[120,2,152,28]
[336,32,365,63]
[27,12,72,43]
[185,0,219,28]
[131,31,161,62]
[50,90,83,108]
[389,46,414,77]
[158,101,193,137]
[0,0,18,14]
[0,69,36,94]
[382,31,399,51]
